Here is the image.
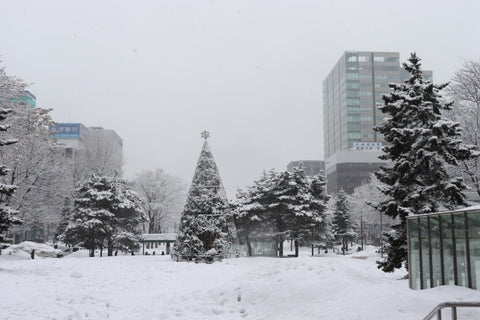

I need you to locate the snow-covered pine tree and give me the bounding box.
[174,134,236,262]
[271,167,312,256]
[234,170,278,256]
[0,108,20,243]
[309,174,333,251]
[332,188,355,251]
[61,174,145,257]
[235,167,330,257]
[374,53,477,272]
[0,65,23,243]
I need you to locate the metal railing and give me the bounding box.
[423,301,480,320]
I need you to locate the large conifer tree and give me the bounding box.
[0,65,23,243]
[374,53,477,272]
[235,167,330,257]
[0,108,20,243]
[174,135,236,262]
[61,174,145,257]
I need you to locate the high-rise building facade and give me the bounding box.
[323,51,432,159]
[323,51,432,193]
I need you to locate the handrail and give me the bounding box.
[423,301,480,320]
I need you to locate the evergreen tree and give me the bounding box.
[235,167,330,257]
[174,137,236,262]
[271,167,312,256]
[332,188,355,251]
[61,174,145,257]
[374,53,477,272]
[0,108,21,243]
[234,170,278,256]
[309,174,333,248]
[0,65,23,243]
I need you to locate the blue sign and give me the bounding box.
[51,123,89,139]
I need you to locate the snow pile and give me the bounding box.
[1,247,480,319]
[64,249,91,258]
[3,241,63,259]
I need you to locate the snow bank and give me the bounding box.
[1,247,480,319]
[3,241,63,259]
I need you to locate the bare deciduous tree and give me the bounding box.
[134,168,186,234]
[67,128,125,187]
[447,59,480,197]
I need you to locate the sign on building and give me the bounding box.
[50,123,89,139]
[353,142,382,151]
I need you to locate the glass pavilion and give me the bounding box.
[407,206,480,290]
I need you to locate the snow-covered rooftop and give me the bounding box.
[142,233,177,241]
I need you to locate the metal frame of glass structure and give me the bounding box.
[407,207,480,290]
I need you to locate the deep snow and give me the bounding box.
[1,247,480,320]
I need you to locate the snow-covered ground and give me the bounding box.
[1,247,480,320]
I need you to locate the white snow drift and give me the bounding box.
[1,247,480,319]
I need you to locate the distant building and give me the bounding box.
[325,150,387,194]
[13,90,37,108]
[50,123,90,159]
[287,160,325,177]
[50,124,123,175]
[323,51,432,159]
[323,51,431,193]
[88,126,123,159]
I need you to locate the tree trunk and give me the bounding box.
[279,239,284,257]
[89,248,95,257]
[107,239,114,256]
[100,245,103,257]
[311,244,314,256]
[245,236,252,257]
[294,240,299,257]
[149,221,155,234]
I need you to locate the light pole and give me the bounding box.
[380,210,383,258]
[360,210,364,251]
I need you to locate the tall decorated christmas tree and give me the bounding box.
[173,131,237,262]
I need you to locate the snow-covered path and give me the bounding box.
[2,249,480,320]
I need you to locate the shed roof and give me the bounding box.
[142,233,177,241]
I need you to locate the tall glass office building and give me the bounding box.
[322,51,432,159]
[407,207,480,290]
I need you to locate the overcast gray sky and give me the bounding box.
[1,0,479,197]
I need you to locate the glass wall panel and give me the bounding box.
[429,216,442,287]
[408,218,420,289]
[441,214,455,285]
[419,217,431,289]
[454,214,467,287]
[467,211,480,289]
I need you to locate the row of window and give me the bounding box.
[346,90,376,98]
[346,73,400,81]
[346,55,400,63]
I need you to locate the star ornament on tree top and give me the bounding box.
[201,130,210,140]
